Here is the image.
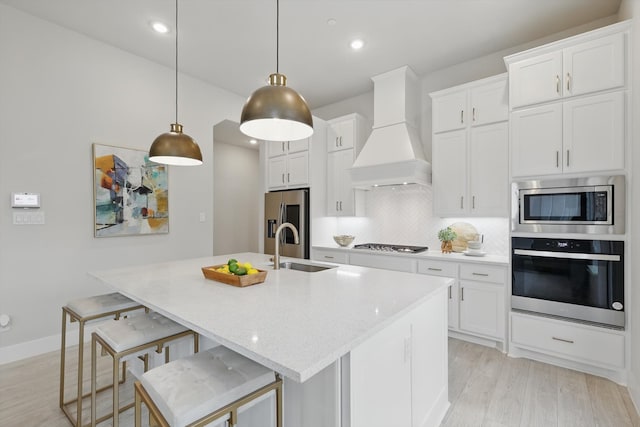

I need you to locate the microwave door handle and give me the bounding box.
[513,249,620,262]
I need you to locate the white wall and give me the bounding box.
[0,5,245,360]
[618,0,640,411]
[212,142,259,255]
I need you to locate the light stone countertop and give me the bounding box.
[313,245,510,266]
[89,252,452,383]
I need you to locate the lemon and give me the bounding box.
[248,268,259,275]
[244,262,253,269]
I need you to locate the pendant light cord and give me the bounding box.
[175,0,179,124]
[276,0,279,74]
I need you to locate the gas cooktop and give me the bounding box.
[353,243,429,253]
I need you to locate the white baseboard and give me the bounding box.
[0,322,103,365]
[627,370,640,417]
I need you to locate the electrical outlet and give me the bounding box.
[199,212,206,222]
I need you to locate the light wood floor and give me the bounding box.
[1,338,639,426]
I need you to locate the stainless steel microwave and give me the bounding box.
[512,175,625,234]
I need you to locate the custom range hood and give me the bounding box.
[350,65,431,188]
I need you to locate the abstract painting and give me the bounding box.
[93,143,169,237]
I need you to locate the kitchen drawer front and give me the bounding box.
[313,249,348,264]
[349,253,416,273]
[459,263,505,284]
[511,313,625,369]
[417,260,458,278]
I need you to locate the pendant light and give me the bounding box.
[149,0,203,166]
[239,0,313,142]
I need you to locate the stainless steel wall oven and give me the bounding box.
[512,237,624,328]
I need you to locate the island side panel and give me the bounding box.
[348,287,449,427]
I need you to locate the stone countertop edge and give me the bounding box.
[88,253,453,383]
[313,245,510,265]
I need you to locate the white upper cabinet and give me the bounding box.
[432,77,507,134]
[326,113,368,216]
[507,21,629,178]
[430,74,509,217]
[508,31,625,108]
[266,139,310,190]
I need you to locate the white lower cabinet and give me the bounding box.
[312,248,349,264]
[510,312,625,369]
[418,259,506,344]
[349,288,448,427]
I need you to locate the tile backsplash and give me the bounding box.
[335,185,510,255]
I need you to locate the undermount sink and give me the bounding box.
[278,262,335,273]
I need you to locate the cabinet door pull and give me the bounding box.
[282,141,285,153]
[472,107,476,122]
[472,272,489,277]
[448,286,452,299]
[339,136,343,146]
[556,151,559,168]
[566,72,571,92]
[336,201,339,211]
[339,201,343,211]
[552,336,574,344]
[556,75,560,94]
[287,141,290,151]
[324,255,335,259]
[460,196,464,209]
[460,110,464,124]
[287,172,290,183]
[427,267,442,271]
[281,173,285,183]
[566,150,570,167]
[335,137,339,147]
[472,196,476,209]
[461,287,464,301]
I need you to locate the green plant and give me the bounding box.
[438,227,457,242]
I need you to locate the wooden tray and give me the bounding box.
[201,265,267,287]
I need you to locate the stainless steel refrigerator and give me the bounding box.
[264,189,309,259]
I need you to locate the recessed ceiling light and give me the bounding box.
[249,139,257,145]
[350,39,365,50]
[151,21,170,34]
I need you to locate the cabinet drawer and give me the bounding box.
[459,263,505,284]
[511,313,625,368]
[313,250,348,264]
[349,253,416,273]
[417,260,457,278]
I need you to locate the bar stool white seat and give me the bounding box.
[60,292,144,427]
[91,312,199,427]
[134,346,282,427]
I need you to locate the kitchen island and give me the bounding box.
[89,252,452,427]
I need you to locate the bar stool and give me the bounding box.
[134,346,282,427]
[91,312,199,427]
[60,292,144,427]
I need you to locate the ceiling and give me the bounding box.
[1,0,622,111]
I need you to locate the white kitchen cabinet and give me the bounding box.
[349,288,448,427]
[312,248,349,264]
[418,259,507,345]
[511,91,625,177]
[417,259,459,330]
[266,140,310,190]
[507,30,626,108]
[511,312,625,369]
[432,122,508,217]
[326,114,368,216]
[432,75,508,134]
[349,252,416,273]
[431,74,509,217]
